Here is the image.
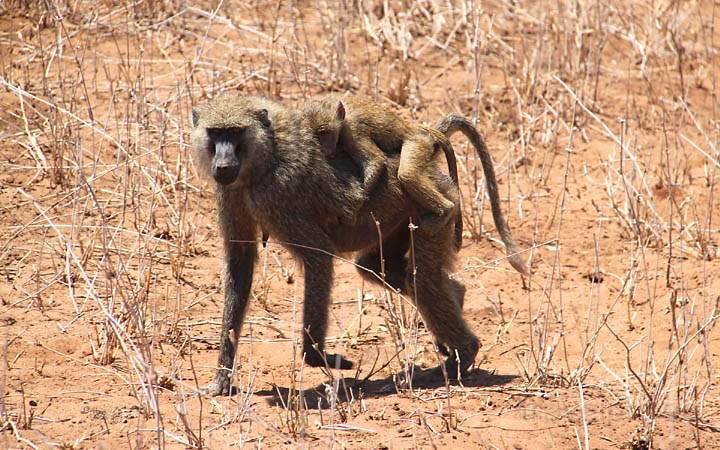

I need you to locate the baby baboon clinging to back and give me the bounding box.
[304,95,527,275]
[191,94,481,395]
[303,95,459,231]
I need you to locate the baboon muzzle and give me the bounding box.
[213,141,241,185]
[214,165,239,185]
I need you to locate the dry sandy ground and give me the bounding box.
[1,1,720,448]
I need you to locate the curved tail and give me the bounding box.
[436,114,528,276]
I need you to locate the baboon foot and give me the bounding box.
[304,350,354,370]
[443,337,480,380]
[205,370,233,396]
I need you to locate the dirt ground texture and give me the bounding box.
[1,0,720,448]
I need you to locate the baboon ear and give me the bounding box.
[335,101,346,121]
[256,108,271,127]
[191,108,199,127]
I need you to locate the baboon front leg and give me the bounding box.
[301,251,354,370]
[210,207,258,396]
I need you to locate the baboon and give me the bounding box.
[304,95,527,275]
[192,94,470,394]
[191,94,524,396]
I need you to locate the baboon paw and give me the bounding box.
[443,349,478,379]
[305,352,354,370]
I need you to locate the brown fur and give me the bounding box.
[191,94,479,395]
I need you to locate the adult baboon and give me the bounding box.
[191,94,519,395]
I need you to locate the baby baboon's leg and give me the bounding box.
[398,136,456,219]
[355,223,410,292]
[300,250,354,370]
[408,223,478,378]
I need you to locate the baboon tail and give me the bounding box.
[436,114,528,276]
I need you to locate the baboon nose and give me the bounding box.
[214,165,239,185]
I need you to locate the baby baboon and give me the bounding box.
[304,95,527,275]
[303,95,459,233]
[191,94,481,395]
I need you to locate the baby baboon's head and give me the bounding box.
[303,99,345,158]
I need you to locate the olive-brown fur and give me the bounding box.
[303,95,527,275]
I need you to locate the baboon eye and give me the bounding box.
[225,127,245,135]
[207,127,246,140]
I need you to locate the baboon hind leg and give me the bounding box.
[435,271,467,356]
[407,222,478,379]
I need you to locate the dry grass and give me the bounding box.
[0,0,719,448]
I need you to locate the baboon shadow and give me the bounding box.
[254,367,517,409]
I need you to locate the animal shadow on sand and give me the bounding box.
[253,367,517,409]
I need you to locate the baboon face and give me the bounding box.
[205,127,244,185]
[191,97,272,186]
